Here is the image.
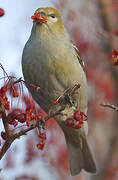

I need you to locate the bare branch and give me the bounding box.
[0,97,11,136]
[0,83,81,160]
[100,103,118,111]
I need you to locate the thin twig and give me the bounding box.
[69,83,81,97]
[100,103,118,111]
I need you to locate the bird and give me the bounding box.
[22,7,96,176]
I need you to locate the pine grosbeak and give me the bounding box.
[22,7,96,176]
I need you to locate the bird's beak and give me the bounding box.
[31,11,47,24]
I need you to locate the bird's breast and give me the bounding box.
[22,35,87,113]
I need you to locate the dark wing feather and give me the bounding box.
[71,41,85,71]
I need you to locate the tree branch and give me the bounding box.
[100,103,118,111]
[0,97,11,136]
[0,83,81,160]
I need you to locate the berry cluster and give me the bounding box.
[0,67,45,150]
[65,110,87,129]
[36,132,47,150]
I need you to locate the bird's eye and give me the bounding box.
[50,14,56,18]
[48,13,58,22]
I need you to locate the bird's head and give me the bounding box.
[31,7,65,35]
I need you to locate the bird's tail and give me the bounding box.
[65,134,96,176]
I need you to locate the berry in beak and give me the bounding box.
[31,11,47,24]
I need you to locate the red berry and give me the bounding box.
[1,131,7,140]
[10,85,19,97]
[74,122,83,129]
[114,62,118,66]
[13,121,18,127]
[80,112,87,121]
[112,49,118,57]
[30,113,35,120]
[74,111,87,122]
[13,91,19,97]
[4,100,10,110]
[25,110,31,127]
[74,111,82,121]
[79,120,84,125]
[39,133,46,140]
[7,109,22,120]
[0,85,8,93]
[0,8,5,17]
[36,115,41,121]
[65,118,74,127]
[53,100,58,105]
[36,141,45,150]
[16,113,26,123]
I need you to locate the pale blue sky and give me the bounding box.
[0,0,54,77]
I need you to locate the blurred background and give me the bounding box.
[0,0,118,179]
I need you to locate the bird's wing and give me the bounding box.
[71,41,85,71]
